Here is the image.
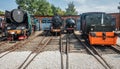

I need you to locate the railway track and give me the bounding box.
[60,34,70,69]
[0,32,42,58]
[18,36,52,69]
[110,45,120,54]
[0,37,8,46]
[68,34,87,53]
[74,33,112,69]
[0,41,7,47]
[0,36,7,42]
[116,44,120,47]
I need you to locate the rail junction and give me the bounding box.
[0,31,120,69]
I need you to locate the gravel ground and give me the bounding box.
[0,31,120,69]
[0,31,43,53]
[0,51,120,69]
[102,54,120,69]
[15,36,43,52]
[117,37,120,45]
[0,51,33,69]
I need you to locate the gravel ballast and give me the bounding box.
[0,31,120,69]
[0,51,120,69]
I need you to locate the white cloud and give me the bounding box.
[48,0,119,14]
[73,0,86,4]
[64,0,86,4]
[75,1,119,14]
[0,9,4,12]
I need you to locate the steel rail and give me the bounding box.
[74,33,111,69]
[60,33,64,69]
[0,32,42,58]
[18,37,53,69]
[110,45,120,54]
[0,41,7,47]
[60,34,70,69]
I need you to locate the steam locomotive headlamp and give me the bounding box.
[7,27,11,30]
[10,32,15,34]
[21,27,25,30]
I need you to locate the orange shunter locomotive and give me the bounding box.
[81,12,118,45]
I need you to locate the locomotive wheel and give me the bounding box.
[26,31,31,36]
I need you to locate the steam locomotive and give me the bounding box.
[65,18,75,34]
[5,7,34,41]
[51,14,63,35]
[80,12,118,45]
[0,18,5,37]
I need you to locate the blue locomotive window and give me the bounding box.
[42,20,46,23]
[47,19,52,23]
[42,18,51,23]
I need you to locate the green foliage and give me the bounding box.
[16,0,78,16]
[16,0,65,15]
[51,5,65,15]
[0,10,4,14]
[34,0,53,15]
[65,2,78,15]
[16,0,53,15]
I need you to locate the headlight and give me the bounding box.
[10,32,15,34]
[21,27,25,29]
[91,28,93,31]
[7,27,11,30]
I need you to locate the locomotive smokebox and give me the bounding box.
[66,18,75,26]
[65,18,75,34]
[11,9,26,23]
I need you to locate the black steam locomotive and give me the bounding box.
[0,18,5,37]
[51,14,63,35]
[5,7,34,41]
[65,18,75,34]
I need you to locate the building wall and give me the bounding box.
[34,15,80,23]
[0,13,120,30]
[110,13,120,30]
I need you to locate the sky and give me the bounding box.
[0,0,120,14]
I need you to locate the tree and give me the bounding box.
[51,5,65,15]
[16,0,53,15]
[65,2,78,15]
[0,10,4,14]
